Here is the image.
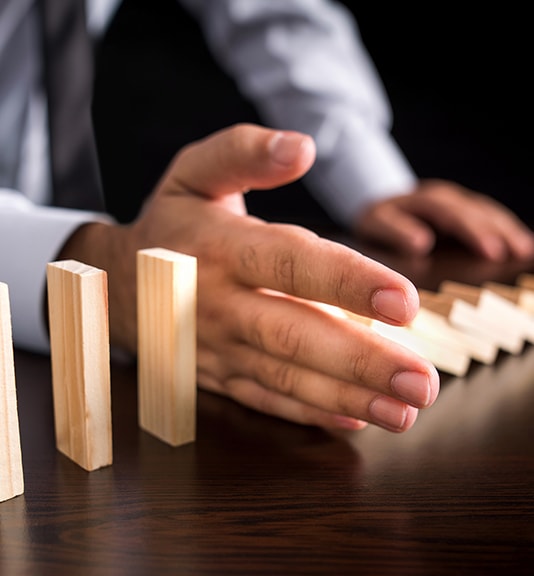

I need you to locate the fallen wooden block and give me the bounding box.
[137,248,197,447]
[482,281,534,340]
[344,310,471,377]
[409,306,498,365]
[47,260,113,472]
[418,289,522,355]
[0,283,24,502]
[440,280,533,347]
[516,273,534,297]
[482,281,534,316]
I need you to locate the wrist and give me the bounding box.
[58,222,138,354]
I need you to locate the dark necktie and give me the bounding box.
[40,0,105,211]
[0,0,33,190]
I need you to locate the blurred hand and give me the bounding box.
[61,124,439,433]
[353,179,534,261]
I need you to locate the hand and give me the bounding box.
[353,179,534,261]
[61,124,439,433]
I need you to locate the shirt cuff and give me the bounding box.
[0,191,113,353]
[304,120,418,228]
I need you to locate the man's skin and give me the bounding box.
[355,179,534,261]
[57,123,440,434]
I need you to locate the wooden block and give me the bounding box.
[514,274,534,314]
[47,260,112,472]
[0,283,24,502]
[418,289,522,354]
[439,280,526,354]
[516,273,534,291]
[344,310,471,377]
[137,248,197,447]
[482,281,534,342]
[440,280,530,349]
[409,307,498,365]
[482,281,534,315]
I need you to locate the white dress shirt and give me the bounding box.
[181,0,417,224]
[0,0,118,353]
[0,0,416,353]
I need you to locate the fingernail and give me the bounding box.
[391,371,431,407]
[372,289,409,323]
[368,396,410,432]
[269,132,310,166]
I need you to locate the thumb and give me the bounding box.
[159,123,316,199]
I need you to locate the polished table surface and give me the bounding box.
[2,242,534,575]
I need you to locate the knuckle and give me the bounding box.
[240,243,261,275]
[268,223,318,293]
[247,310,267,350]
[273,249,297,293]
[334,381,354,415]
[332,266,350,302]
[271,362,297,396]
[274,320,302,360]
[348,350,371,383]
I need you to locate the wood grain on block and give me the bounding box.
[344,310,470,377]
[0,283,24,502]
[137,248,197,447]
[440,280,530,348]
[47,260,112,472]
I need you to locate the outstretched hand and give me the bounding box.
[353,179,534,261]
[61,124,439,433]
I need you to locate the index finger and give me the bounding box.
[233,220,420,326]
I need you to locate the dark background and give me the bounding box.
[93,1,533,230]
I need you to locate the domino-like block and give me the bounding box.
[0,283,24,502]
[137,248,197,447]
[483,281,534,316]
[47,260,112,472]
[409,306,498,365]
[440,280,533,347]
[516,273,534,291]
[515,274,534,313]
[419,288,523,355]
[344,310,471,377]
[482,281,534,341]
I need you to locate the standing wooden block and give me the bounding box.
[137,248,197,447]
[0,283,24,502]
[47,261,112,472]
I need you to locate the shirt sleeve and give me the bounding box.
[0,190,113,353]
[179,0,418,228]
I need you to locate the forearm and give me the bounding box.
[0,191,111,352]
[181,0,417,226]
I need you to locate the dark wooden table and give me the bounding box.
[3,243,534,575]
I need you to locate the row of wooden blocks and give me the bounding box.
[3,245,534,503]
[343,274,534,378]
[1,248,197,503]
